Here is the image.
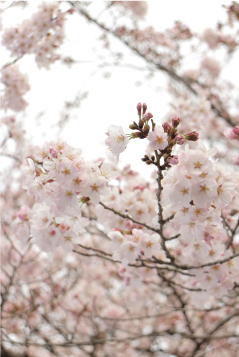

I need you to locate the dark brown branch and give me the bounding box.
[99,201,159,233]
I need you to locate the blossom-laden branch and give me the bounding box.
[18,102,239,313]
[69,1,237,129]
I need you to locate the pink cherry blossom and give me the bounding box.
[147,125,168,150]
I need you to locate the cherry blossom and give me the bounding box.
[105,125,129,158]
[147,125,168,150]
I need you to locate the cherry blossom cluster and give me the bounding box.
[94,144,239,298]
[20,138,120,255]
[105,102,200,161]
[1,2,73,69]
[202,28,237,53]
[19,101,239,304]
[165,97,213,136]
[1,65,30,112]
[95,181,166,281]
[19,105,194,271]
[161,143,237,296]
[159,21,192,41]
[101,106,239,300]
[165,87,236,146]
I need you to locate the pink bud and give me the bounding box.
[50,148,58,158]
[136,102,142,115]
[162,122,172,133]
[175,135,185,145]
[225,126,239,140]
[184,131,199,141]
[142,103,147,114]
[142,112,153,121]
[172,116,180,127]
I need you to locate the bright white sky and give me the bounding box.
[0,0,237,180]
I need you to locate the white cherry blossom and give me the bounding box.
[147,125,168,150]
[34,142,50,162]
[105,125,129,157]
[191,179,217,206]
[139,233,160,258]
[170,177,192,206]
[182,240,210,262]
[81,172,110,204]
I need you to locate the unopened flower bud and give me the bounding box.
[184,131,199,141]
[225,126,239,140]
[137,102,142,116]
[172,116,180,128]
[142,155,149,162]
[143,103,147,114]
[129,124,138,130]
[226,126,239,140]
[162,122,172,134]
[175,135,185,145]
[142,112,153,122]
